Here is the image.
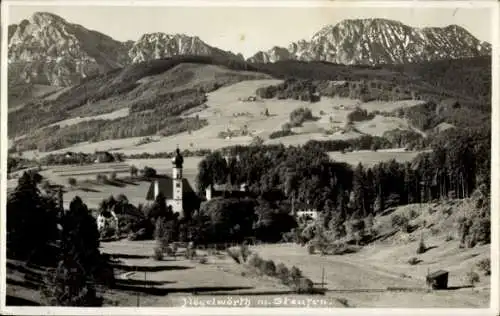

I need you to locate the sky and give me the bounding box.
[5,3,494,58]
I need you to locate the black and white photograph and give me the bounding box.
[1,0,498,314]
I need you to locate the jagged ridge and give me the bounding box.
[8,12,243,86]
[248,18,491,64]
[8,14,491,86]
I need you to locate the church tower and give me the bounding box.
[171,147,184,215]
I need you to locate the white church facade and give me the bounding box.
[145,148,198,217]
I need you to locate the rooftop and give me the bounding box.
[427,270,449,279]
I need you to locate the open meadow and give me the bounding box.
[8,228,489,308]
[15,78,425,159]
[99,199,491,308]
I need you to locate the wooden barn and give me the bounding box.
[426,270,449,290]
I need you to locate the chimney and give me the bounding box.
[154,180,160,199]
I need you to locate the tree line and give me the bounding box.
[7,172,114,306]
[195,126,489,238]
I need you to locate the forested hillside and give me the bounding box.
[9,55,490,154]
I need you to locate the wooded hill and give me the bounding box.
[8,55,491,153]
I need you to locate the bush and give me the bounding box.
[275,263,290,284]
[261,260,277,276]
[198,257,208,264]
[185,248,196,260]
[170,243,178,256]
[476,259,490,276]
[346,107,375,123]
[469,216,490,246]
[295,277,314,294]
[227,248,241,264]
[154,218,169,250]
[130,165,138,177]
[142,166,157,178]
[127,232,138,241]
[329,242,360,255]
[408,209,419,220]
[408,257,420,265]
[165,246,174,257]
[153,247,163,261]
[68,177,77,187]
[289,266,302,283]
[282,122,293,132]
[96,173,108,184]
[269,129,295,139]
[240,244,251,262]
[416,237,426,254]
[248,253,263,266]
[42,259,103,307]
[290,107,314,127]
[391,214,409,232]
[307,244,315,255]
[110,172,117,181]
[465,271,480,286]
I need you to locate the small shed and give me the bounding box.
[426,270,449,290]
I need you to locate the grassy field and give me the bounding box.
[8,235,488,307]
[7,239,343,307]
[328,149,426,166]
[245,200,490,308]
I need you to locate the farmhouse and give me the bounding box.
[145,148,200,217]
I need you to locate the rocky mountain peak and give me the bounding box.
[249,18,491,65]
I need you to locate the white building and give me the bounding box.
[145,148,198,216]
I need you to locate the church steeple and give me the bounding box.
[172,146,184,171]
[171,146,184,215]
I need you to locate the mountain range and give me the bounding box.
[8,12,491,86]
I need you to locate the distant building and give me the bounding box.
[97,208,119,236]
[296,209,319,221]
[145,148,199,217]
[94,151,115,163]
[292,200,318,221]
[205,183,250,201]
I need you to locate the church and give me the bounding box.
[145,147,199,217]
